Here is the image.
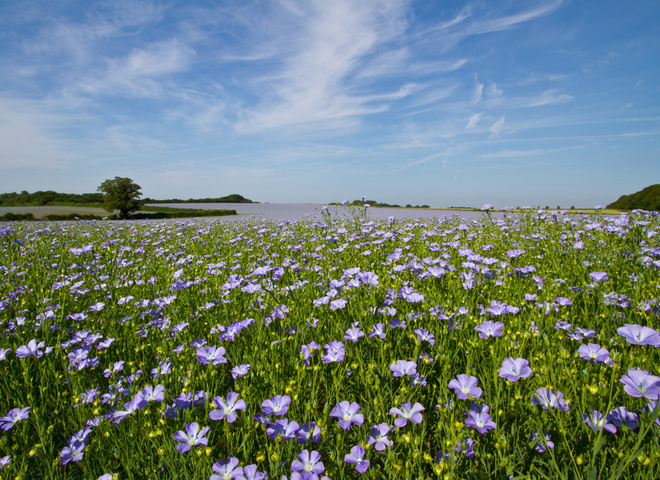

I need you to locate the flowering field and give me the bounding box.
[1,210,659,480]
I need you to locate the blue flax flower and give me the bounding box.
[195,345,227,366]
[367,423,392,451]
[296,422,322,444]
[210,393,247,423]
[532,387,570,411]
[60,440,86,465]
[0,407,31,431]
[448,374,482,400]
[231,364,251,379]
[243,465,267,480]
[330,401,364,430]
[474,320,504,338]
[583,409,617,433]
[344,445,370,473]
[465,402,496,434]
[607,407,638,429]
[617,324,660,347]
[620,368,660,400]
[529,430,554,453]
[577,343,613,364]
[211,457,244,480]
[172,422,210,454]
[344,327,364,343]
[389,402,425,428]
[267,419,300,441]
[390,360,417,377]
[369,323,386,339]
[498,358,533,382]
[291,449,325,479]
[262,395,291,416]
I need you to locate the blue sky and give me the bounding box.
[1,0,658,208]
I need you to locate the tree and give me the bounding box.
[97,177,144,219]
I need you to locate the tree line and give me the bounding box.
[607,184,660,212]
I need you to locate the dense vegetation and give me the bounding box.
[0,191,103,207]
[0,192,255,207]
[608,185,660,212]
[330,199,430,209]
[143,194,255,204]
[0,211,659,480]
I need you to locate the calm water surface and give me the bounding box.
[150,203,502,222]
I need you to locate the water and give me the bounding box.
[150,203,499,222]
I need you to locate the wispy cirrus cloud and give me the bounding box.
[235,0,411,133]
[78,39,195,97]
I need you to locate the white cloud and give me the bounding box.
[0,98,74,170]
[472,81,484,103]
[235,0,411,133]
[465,113,482,128]
[489,116,505,136]
[514,89,574,108]
[79,40,195,97]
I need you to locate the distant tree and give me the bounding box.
[97,177,144,219]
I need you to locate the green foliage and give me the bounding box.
[142,193,255,204]
[607,184,660,211]
[97,177,144,219]
[0,212,35,221]
[0,191,103,207]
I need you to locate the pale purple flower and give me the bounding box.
[589,271,609,284]
[583,409,617,433]
[369,323,386,339]
[529,430,554,453]
[577,343,612,364]
[0,455,11,470]
[0,348,10,361]
[474,320,504,339]
[0,407,31,431]
[267,419,300,441]
[617,324,660,347]
[330,299,347,310]
[367,423,392,451]
[296,422,322,444]
[358,271,379,286]
[321,341,345,363]
[211,457,244,480]
[607,407,638,430]
[210,393,247,423]
[532,388,569,411]
[195,345,227,366]
[344,327,364,343]
[344,445,370,473]
[243,465,267,480]
[448,374,482,400]
[498,358,533,382]
[620,369,660,400]
[330,401,363,430]
[172,422,210,454]
[291,449,325,477]
[261,395,291,416]
[390,360,417,377]
[15,339,45,359]
[465,403,496,434]
[414,328,435,345]
[389,402,425,428]
[231,364,251,379]
[60,440,86,464]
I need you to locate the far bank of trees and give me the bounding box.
[608,184,660,212]
[0,191,103,206]
[0,191,255,207]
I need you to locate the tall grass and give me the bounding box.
[0,210,658,480]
